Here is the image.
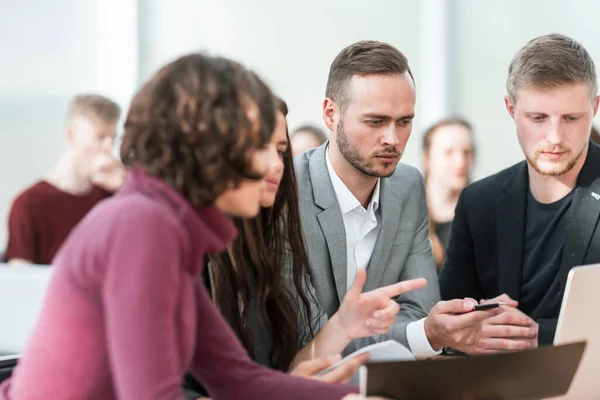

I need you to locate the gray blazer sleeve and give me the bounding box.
[343,176,440,355]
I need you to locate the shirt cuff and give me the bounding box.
[406,318,442,359]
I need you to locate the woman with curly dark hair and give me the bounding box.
[0,54,358,400]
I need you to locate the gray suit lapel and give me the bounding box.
[317,209,347,302]
[309,145,348,303]
[364,178,402,292]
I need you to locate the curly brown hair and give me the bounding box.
[120,53,276,208]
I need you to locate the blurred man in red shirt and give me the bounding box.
[4,94,124,265]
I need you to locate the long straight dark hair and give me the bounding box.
[209,98,316,371]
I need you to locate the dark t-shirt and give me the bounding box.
[435,220,453,250]
[4,181,111,264]
[521,189,573,317]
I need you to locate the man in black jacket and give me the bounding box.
[440,33,600,353]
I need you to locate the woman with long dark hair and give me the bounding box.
[209,98,324,372]
[0,54,363,400]
[186,97,427,398]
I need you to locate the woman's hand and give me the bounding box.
[290,353,370,384]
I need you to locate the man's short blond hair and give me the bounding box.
[68,94,121,123]
[507,33,597,101]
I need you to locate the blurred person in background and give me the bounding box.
[4,94,124,265]
[291,124,328,157]
[422,118,475,270]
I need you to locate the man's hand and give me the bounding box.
[337,268,427,339]
[90,153,126,192]
[290,353,370,384]
[424,298,504,351]
[462,294,538,354]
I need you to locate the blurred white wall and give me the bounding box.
[4,0,600,247]
[138,0,423,166]
[0,267,51,354]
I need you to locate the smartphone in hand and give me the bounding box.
[472,301,510,311]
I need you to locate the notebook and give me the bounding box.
[317,340,413,384]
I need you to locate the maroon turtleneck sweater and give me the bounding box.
[0,168,356,400]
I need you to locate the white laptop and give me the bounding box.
[0,264,52,355]
[554,264,600,399]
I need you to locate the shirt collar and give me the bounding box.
[325,146,380,215]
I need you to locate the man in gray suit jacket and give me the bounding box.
[295,40,502,357]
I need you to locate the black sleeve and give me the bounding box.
[439,189,485,301]
[537,318,557,345]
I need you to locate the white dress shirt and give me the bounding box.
[326,149,439,359]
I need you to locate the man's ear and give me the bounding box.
[592,95,600,117]
[504,95,516,120]
[323,97,337,132]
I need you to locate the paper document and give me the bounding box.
[318,340,414,384]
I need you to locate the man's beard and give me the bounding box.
[526,144,584,176]
[337,120,401,178]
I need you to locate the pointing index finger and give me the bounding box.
[379,278,428,299]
